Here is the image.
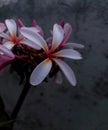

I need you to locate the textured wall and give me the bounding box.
[0,0,108,130]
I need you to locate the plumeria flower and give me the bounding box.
[0,19,41,50]
[21,23,83,86]
[47,22,84,84]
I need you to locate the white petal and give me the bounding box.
[63,43,84,49]
[30,58,52,86]
[24,27,40,33]
[0,23,6,33]
[5,19,17,37]
[53,58,76,86]
[53,71,63,84]
[20,27,48,51]
[52,24,64,51]
[0,44,15,58]
[53,49,82,60]
[3,42,14,50]
[21,39,41,50]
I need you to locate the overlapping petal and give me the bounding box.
[0,23,6,33]
[63,23,72,43]
[31,19,44,36]
[21,39,41,50]
[3,41,15,50]
[53,49,82,60]
[0,44,15,58]
[20,27,48,51]
[30,58,52,86]
[51,24,64,51]
[22,27,41,33]
[5,19,17,37]
[53,58,76,86]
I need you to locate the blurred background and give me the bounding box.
[0,0,108,130]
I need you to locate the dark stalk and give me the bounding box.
[10,80,31,129]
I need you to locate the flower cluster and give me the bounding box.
[0,19,84,86]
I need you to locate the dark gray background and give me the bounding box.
[0,0,108,130]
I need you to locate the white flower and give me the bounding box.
[0,19,41,50]
[21,24,83,86]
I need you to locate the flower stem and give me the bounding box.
[11,80,31,120]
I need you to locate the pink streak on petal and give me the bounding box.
[30,58,52,86]
[53,58,76,86]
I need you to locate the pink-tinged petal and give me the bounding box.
[53,71,62,84]
[18,19,24,27]
[62,43,84,49]
[32,20,44,36]
[5,19,17,37]
[0,33,12,40]
[51,24,64,51]
[60,21,65,28]
[0,55,14,71]
[46,37,52,48]
[64,23,72,38]
[35,25,44,36]
[60,23,72,46]
[3,42,15,50]
[0,44,15,58]
[53,49,82,60]
[32,19,37,26]
[30,58,52,86]
[0,23,6,33]
[20,27,48,52]
[21,39,41,50]
[53,58,76,86]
